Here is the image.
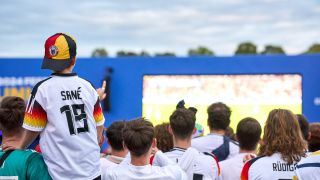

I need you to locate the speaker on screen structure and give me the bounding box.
[103,67,113,112]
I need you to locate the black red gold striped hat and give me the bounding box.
[41,33,77,71]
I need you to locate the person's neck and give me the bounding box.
[1,131,23,147]
[239,148,256,154]
[210,129,225,135]
[54,68,72,74]
[173,137,191,149]
[111,150,127,158]
[131,153,150,166]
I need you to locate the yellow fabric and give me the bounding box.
[52,35,70,60]
[310,150,320,156]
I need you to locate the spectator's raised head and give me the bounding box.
[308,123,320,152]
[106,121,126,151]
[259,109,306,164]
[123,118,155,157]
[236,117,261,151]
[296,114,309,141]
[155,123,173,153]
[169,108,196,140]
[207,102,231,131]
[0,96,25,134]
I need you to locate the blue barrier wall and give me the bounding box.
[1,55,320,126]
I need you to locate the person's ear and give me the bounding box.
[152,138,157,148]
[168,125,173,135]
[308,132,311,141]
[122,141,127,150]
[70,56,76,66]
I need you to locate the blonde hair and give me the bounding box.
[259,109,306,164]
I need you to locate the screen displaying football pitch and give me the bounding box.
[142,74,302,134]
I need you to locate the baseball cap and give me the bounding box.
[41,33,77,71]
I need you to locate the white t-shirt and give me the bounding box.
[163,147,220,180]
[294,151,320,180]
[105,151,187,180]
[100,155,125,179]
[23,73,105,180]
[192,133,239,160]
[241,153,297,180]
[220,153,256,180]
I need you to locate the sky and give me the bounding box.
[0,0,319,57]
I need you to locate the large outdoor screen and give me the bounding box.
[142,74,302,134]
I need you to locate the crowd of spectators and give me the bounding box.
[1,96,319,179]
[0,33,318,180]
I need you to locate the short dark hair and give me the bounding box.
[308,123,320,152]
[236,117,261,151]
[106,121,126,151]
[155,123,173,153]
[123,118,154,157]
[296,114,309,141]
[207,102,231,130]
[0,96,25,132]
[169,108,196,139]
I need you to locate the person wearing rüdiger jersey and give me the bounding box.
[241,109,307,180]
[2,33,105,180]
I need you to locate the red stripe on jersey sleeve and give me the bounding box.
[150,154,155,165]
[204,152,221,176]
[241,155,264,180]
[24,100,47,130]
[93,98,104,124]
[213,154,221,176]
[241,161,251,180]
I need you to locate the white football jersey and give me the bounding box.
[220,153,256,180]
[241,153,297,180]
[164,147,221,180]
[100,155,124,179]
[23,73,105,180]
[294,151,320,180]
[192,133,239,160]
[105,151,187,180]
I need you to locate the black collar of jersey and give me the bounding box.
[168,147,187,152]
[51,73,77,77]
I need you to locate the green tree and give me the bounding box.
[261,45,285,55]
[154,52,176,57]
[188,46,214,56]
[116,50,138,57]
[91,48,108,57]
[305,44,320,54]
[140,50,151,57]
[235,42,257,55]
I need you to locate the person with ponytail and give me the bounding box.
[0,96,51,179]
